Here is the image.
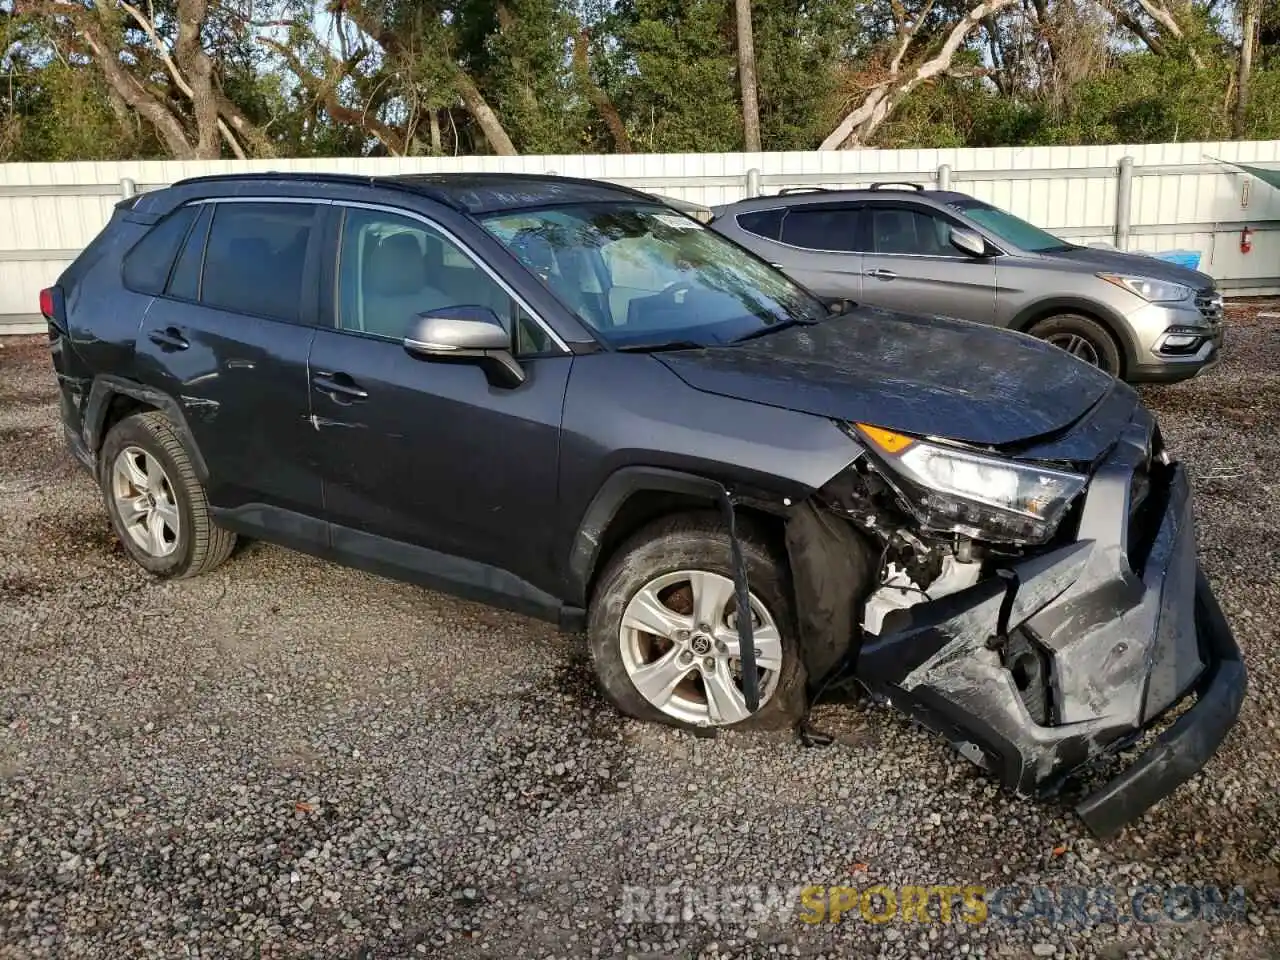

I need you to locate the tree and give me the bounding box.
[24,0,276,159]
[734,0,761,151]
[6,0,1280,161]
[1235,0,1259,136]
[291,0,522,156]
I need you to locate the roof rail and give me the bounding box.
[869,181,925,192]
[164,170,471,212]
[777,186,831,195]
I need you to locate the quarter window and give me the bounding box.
[199,202,319,323]
[336,208,551,355]
[736,208,785,242]
[122,205,199,295]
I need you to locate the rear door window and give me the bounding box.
[122,205,199,295]
[779,206,864,252]
[199,202,320,323]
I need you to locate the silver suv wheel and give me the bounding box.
[109,445,181,558]
[1043,332,1101,367]
[618,569,783,726]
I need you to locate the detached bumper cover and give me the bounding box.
[856,414,1246,835]
[1075,569,1245,837]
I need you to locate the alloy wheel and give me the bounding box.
[1044,332,1102,367]
[618,569,782,726]
[110,446,181,558]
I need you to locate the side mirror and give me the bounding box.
[826,298,857,316]
[949,227,988,259]
[403,306,525,388]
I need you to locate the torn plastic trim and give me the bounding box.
[1074,566,1245,837]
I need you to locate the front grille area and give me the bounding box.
[1195,287,1224,325]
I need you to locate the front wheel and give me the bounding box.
[1026,313,1123,377]
[586,513,806,731]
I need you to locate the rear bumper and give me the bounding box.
[1075,568,1245,836]
[856,416,1246,834]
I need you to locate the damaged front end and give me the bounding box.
[785,389,1246,837]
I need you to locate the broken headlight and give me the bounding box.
[852,424,1087,544]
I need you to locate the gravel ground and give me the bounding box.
[1,306,1278,960]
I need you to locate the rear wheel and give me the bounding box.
[99,411,236,579]
[1027,313,1123,377]
[587,513,805,731]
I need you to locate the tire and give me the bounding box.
[98,410,236,579]
[587,512,806,732]
[1026,313,1123,377]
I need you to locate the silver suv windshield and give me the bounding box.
[946,199,1075,254]
[480,202,826,349]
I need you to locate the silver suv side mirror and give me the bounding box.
[949,227,988,259]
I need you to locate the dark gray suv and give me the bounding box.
[710,184,1225,382]
[43,172,1243,836]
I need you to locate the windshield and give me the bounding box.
[947,200,1073,253]
[480,202,826,348]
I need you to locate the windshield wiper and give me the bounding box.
[615,339,708,353]
[731,317,816,343]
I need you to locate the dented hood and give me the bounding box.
[656,307,1118,447]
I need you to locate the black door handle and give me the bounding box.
[312,372,369,402]
[147,327,189,350]
[865,268,898,281]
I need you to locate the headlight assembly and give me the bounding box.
[853,423,1087,544]
[1098,273,1192,304]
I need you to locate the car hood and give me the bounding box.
[655,307,1120,447]
[1042,246,1214,288]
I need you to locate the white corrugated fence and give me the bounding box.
[2,140,1279,334]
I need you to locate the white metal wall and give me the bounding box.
[3,140,1279,333]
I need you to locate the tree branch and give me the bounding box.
[572,28,631,153]
[30,0,197,157]
[259,35,407,155]
[820,0,1018,149]
[116,0,251,158]
[1126,0,1205,67]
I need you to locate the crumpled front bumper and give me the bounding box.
[855,420,1246,836]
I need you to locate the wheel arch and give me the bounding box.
[565,467,787,609]
[84,375,209,481]
[1009,298,1137,377]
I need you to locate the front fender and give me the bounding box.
[556,354,860,606]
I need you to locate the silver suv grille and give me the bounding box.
[1195,288,1224,325]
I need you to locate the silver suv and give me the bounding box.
[709,184,1224,383]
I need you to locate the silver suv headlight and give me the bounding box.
[853,423,1087,544]
[1098,273,1192,304]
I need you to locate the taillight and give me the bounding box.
[39,285,67,333]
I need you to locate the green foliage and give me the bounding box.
[604,0,742,152]
[4,0,1280,161]
[457,0,588,153]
